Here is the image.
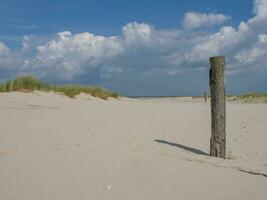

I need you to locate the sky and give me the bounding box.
[0,0,266,96]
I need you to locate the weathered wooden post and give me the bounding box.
[204,91,207,102]
[209,56,226,159]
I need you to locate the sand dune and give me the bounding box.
[0,92,267,200]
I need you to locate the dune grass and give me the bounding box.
[192,93,267,103]
[231,93,267,103]
[0,76,119,99]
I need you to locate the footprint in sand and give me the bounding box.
[0,149,16,156]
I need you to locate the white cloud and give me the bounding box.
[182,0,267,75]
[0,42,9,55]
[182,12,231,30]
[184,26,239,63]
[0,41,24,80]
[235,34,267,64]
[23,31,123,80]
[122,22,153,43]
[0,42,10,68]
[253,0,267,17]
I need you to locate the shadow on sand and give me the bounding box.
[154,139,208,156]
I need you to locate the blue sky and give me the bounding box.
[0,0,252,46]
[0,0,266,96]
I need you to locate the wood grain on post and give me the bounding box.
[209,56,226,159]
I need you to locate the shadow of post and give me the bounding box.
[154,139,208,156]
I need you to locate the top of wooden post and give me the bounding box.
[209,56,225,62]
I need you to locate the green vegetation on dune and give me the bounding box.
[0,76,119,99]
[232,93,267,103]
[192,92,267,103]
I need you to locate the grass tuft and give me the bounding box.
[192,92,267,104]
[0,76,119,99]
[232,93,267,103]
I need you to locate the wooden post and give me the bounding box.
[204,91,207,102]
[209,56,226,159]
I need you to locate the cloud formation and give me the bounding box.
[182,12,231,30]
[0,42,10,73]
[0,0,266,95]
[24,31,122,80]
[0,42,9,54]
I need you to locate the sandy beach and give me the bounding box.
[0,92,267,200]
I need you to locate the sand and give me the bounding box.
[0,92,267,200]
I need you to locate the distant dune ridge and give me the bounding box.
[0,91,267,200]
[1,76,266,103]
[192,93,267,104]
[0,76,119,99]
